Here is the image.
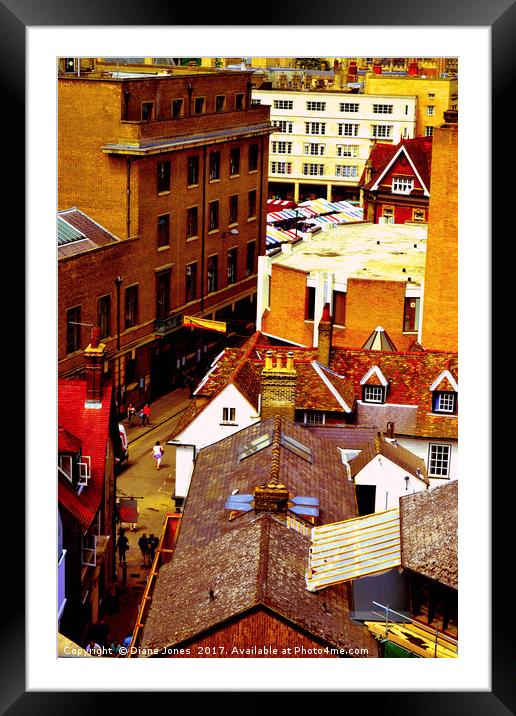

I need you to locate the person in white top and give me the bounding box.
[152,441,164,470]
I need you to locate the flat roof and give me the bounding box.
[270,222,427,287]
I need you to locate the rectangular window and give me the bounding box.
[215,95,226,112]
[428,92,435,99]
[227,247,237,285]
[141,102,154,121]
[273,120,293,133]
[303,143,325,156]
[383,206,395,223]
[66,306,81,354]
[171,98,184,118]
[271,161,292,175]
[371,125,393,138]
[272,141,292,154]
[403,297,420,332]
[157,160,171,193]
[363,385,385,403]
[187,206,198,239]
[425,126,434,137]
[339,102,359,112]
[229,195,239,224]
[338,123,359,137]
[412,209,425,222]
[124,285,138,329]
[187,156,199,186]
[302,163,324,176]
[336,165,358,178]
[428,444,451,477]
[273,100,293,110]
[249,144,259,171]
[305,122,326,135]
[248,190,257,218]
[194,97,205,114]
[157,214,170,247]
[306,101,326,111]
[222,407,236,422]
[156,271,171,321]
[208,201,219,232]
[372,103,393,114]
[337,144,359,157]
[235,93,245,110]
[333,291,346,326]
[305,286,316,320]
[98,295,111,339]
[304,410,325,425]
[392,177,414,194]
[209,151,220,180]
[433,392,457,415]
[185,263,197,303]
[207,255,218,293]
[426,105,435,115]
[246,241,256,277]
[229,148,240,176]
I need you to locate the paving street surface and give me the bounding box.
[101,387,191,649]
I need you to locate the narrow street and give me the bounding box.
[100,387,191,647]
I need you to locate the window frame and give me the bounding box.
[187,155,199,187]
[97,294,111,339]
[229,147,240,177]
[157,160,171,194]
[208,200,220,232]
[186,205,199,240]
[248,190,257,219]
[141,101,154,121]
[207,254,218,294]
[185,262,198,303]
[432,391,458,415]
[194,96,206,115]
[227,246,238,285]
[209,151,220,181]
[248,144,259,171]
[215,94,226,113]
[156,270,171,321]
[222,407,236,423]
[66,306,81,354]
[124,285,138,329]
[157,213,170,248]
[428,443,452,477]
[362,385,385,403]
[171,98,184,118]
[246,241,256,277]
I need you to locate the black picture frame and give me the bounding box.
[10,0,508,709]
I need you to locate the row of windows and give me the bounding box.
[305,289,421,333]
[157,192,257,246]
[271,100,408,115]
[271,142,361,157]
[140,92,246,121]
[273,121,396,138]
[65,244,256,354]
[157,145,259,193]
[360,385,458,416]
[270,163,360,177]
[382,207,426,224]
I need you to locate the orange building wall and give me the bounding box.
[170,608,340,658]
[420,124,458,351]
[262,264,313,346]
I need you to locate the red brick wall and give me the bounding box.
[262,264,312,346]
[170,609,339,658]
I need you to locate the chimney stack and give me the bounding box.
[408,59,419,76]
[260,351,297,421]
[84,326,106,408]
[317,303,333,367]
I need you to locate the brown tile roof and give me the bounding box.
[347,434,429,484]
[141,417,377,655]
[400,481,458,589]
[306,425,379,449]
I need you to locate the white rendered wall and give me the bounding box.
[354,454,427,512]
[396,436,458,484]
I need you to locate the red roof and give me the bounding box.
[58,378,114,529]
[360,137,433,193]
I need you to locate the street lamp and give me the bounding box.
[115,276,123,416]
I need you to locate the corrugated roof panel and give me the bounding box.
[57,216,86,245]
[306,508,401,591]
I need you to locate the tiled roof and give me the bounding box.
[348,434,429,484]
[400,481,458,589]
[58,378,114,529]
[360,138,432,193]
[306,425,378,449]
[58,209,120,258]
[141,417,377,655]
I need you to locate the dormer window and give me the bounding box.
[433,391,457,415]
[362,385,385,403]
[392,177,413,194]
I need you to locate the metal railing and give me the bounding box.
[371,600,458,657]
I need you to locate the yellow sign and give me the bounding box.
[183,316,227,333]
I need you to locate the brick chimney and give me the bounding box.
[347,61,357,83]
[83,326,106,408]
[254,415,290,512]
[260,351,297,421]
[317,303,333,367]
[408,59,419,76]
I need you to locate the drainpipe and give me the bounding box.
[200,145,207,313]
[258,134,266,258]
[126,157,132,238]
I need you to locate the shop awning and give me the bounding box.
[306,508,401,591]
[183,316,227,333]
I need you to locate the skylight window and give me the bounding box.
[280,434,312,463]
[239,433,272,461]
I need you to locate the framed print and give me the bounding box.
[10,0,509,708]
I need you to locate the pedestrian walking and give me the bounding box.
[116,531,129,565]
[138,533,150,567]
[152,440,164,470]
[148,533,159,563]
[127,403,135,425]
[142,403,151,426]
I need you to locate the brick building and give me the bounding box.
[359,137,432,224]
[58,62,273,410]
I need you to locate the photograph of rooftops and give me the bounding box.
[57,56,458,660]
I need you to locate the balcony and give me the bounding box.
[154,314,184,336]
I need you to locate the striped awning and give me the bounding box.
[297,199,363,220]
[306,508,401,592]
[267,199,298,210]
[266,207,316,223]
